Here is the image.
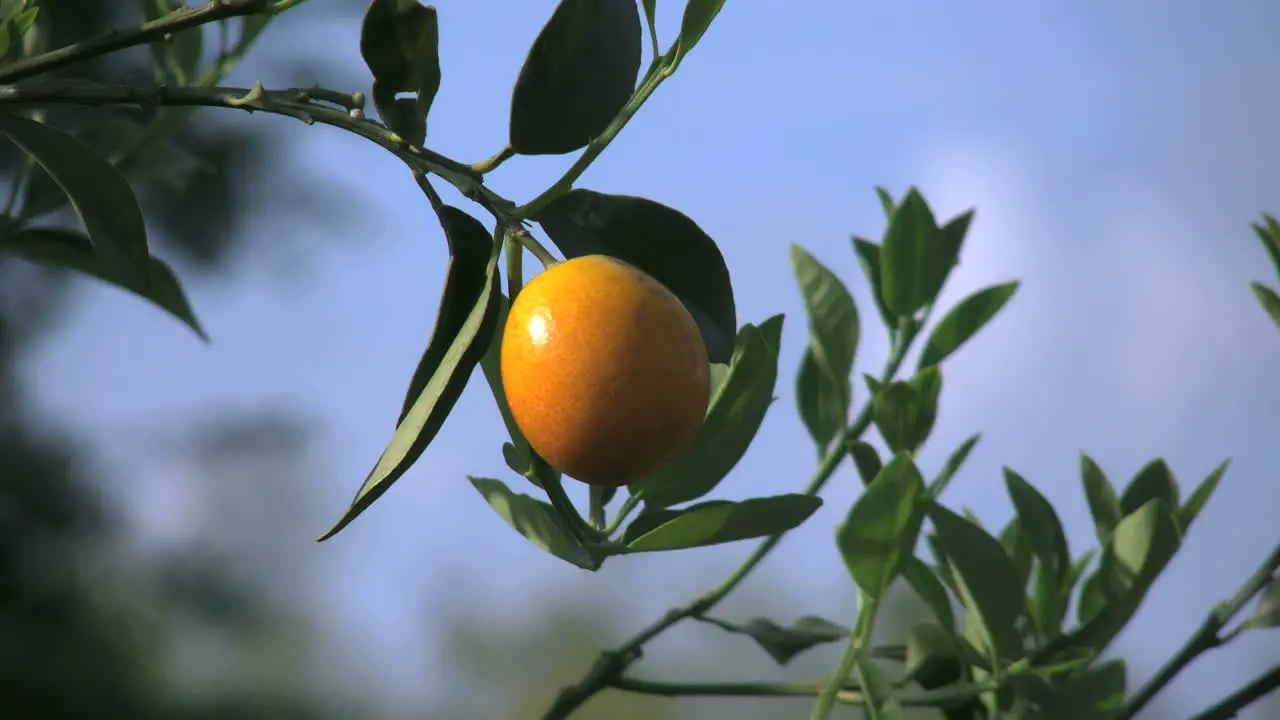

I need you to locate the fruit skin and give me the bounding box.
[500,255,710,487]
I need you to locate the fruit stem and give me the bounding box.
[509,224,559,269]
[603,494,642,537]
[809,591,879,719]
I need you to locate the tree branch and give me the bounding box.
[0,0,278,84]
[0,78,515,220]
[1121,543,1280,719]
[1188,664,1280,720]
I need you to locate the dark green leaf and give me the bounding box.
[929,433,981,498]
[1120,458,1180,517]
[871,366,943,454]
[904,622,963,690]
[622,494,821,552]
[928,503,1025,662]
[509,0,641,154]
[703,615,848,665]
[846,439,882,488]
[672,0,727,67]
[399,207,497,423]
[468,477,599,569]
[1076,570,1106,626]
[925,531,959,596]
[636,316,782,508]
[836,453,927,600]
[1080,454,1122,545]
[917,281,1019,370]
[641,0,657,43]
[796,348,846,452]
[852,236,894,331]
[0,114,152,292]
[1004,469,1070,583]
[319,209,499,540]
[878,188,957,318]
[360,0,442,147]
[1245,576,1280,630]
[1063,658,1127,713]
[1179,458,1228,532]
[902,556,956,634]
[532,189,736,362]
[1250,282,1280,331]
[855,655,907,720]
[0,4,37,64]
[2,227,205,339]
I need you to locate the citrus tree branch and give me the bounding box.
[0,0,283,84]
[810,592,879,719]
[1121,542,1280,720]
[539,329,918,720]
[0,78,516,220]
[1188,664,1280,720]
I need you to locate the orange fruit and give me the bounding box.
[500,255,710,487]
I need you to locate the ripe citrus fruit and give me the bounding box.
[500,255,710,487]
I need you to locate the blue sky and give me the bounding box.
[22,0,1280,715]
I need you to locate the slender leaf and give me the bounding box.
[1081,454,1122,545]
[917,281,1019,369]
[846,438,882,488]
[702,615,848,665]
[1179,458,1228,532]
[852,236,894,331]
[469,477,599,569]
[929,433,981,498]
[902,556,956,634]
[1251,282,1280,331]
[623,494,821,552]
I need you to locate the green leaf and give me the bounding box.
[1080,454,1122,546]
[319,208,499,540]
[791,244,859,382]
[1044,499,1182,661]
[874,187,896,218]
[1179,458,1228,532]
[622,494,821,552]
[0,114,152,292]
[999,518,1034,595]
[2,227,205,339]
[917,281,1019,370]
[1252,214,1280,280]
[902,556,956,634]
[0,3,37,64]
[1119,458,1180,517]
[904,622,963,690]
[532,188,736,362]
[835,453,927,600]
[846,438,882,488]
[928,503,1026,662]
[1244,575,1280,630]
[1004,469,1070,583]
[468,477,599,569]
[852,236,894,331]
[791,244,858,451]
[672,0,727,67]
[870,366,943,454]
[636,316,782,508]
[1250,282,1280,331]
[641,0,657,43]
[702,615,848,665]
[879,189,965,318]
[854,655,907,720]
[929,433,981,498]
[360,0,442,147]
[796,348,846,452]
[509,0,641,155]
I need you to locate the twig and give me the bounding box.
[1120,543,1280,719]
[811,592,878,719]
[539,327,918,720]
[0,78,515,220]
[1188,664,1280,720]
[611,675,995,708]
[0,0,275,84]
